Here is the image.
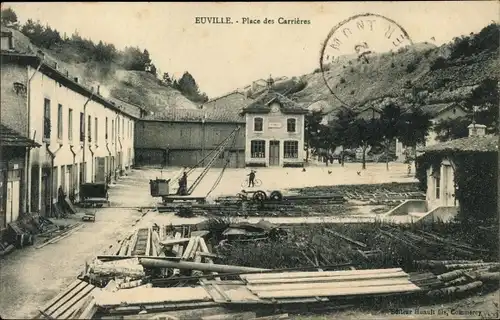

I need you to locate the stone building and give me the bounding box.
[134,92,250,168]
[242,89,308,167]
[1,50,140,219]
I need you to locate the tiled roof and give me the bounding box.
[0,124,40,147]
[144,91,251,123]
[420,102,465,117]
[142,107,244,123]
[243,90,309,114]
[424,135,498,153]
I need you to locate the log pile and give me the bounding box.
[414,259,500,299]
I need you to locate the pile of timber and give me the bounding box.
[378,226,494,259]
[413,259,500,299]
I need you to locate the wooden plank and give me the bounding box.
[38,279,82,313]
[241,268,403,280]
[95,287,213,307]
[44,281,89,315]
[50,285,95,319]
[248,278,412,292]
[160,238,192,246]
[244,272,407,284]
[324,229,367,248]
[256,284,421,299]
[126,231,138,256]
[59,287,97,319]
[182,237,197,260]
[145,228,152,256]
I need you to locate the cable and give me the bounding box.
[186,127,240,195]
[205,126,239,198]
[185,126,240,176]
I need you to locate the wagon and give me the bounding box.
[79,183,110,207]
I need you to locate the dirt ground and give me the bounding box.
[0,163,424,319]
[0,192,145,319]
[137,162,417,201]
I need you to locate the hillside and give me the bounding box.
[259,24,499,117]
[4,27,199,112]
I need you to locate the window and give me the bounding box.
[105,117,109,140]
[57,104,63,140]
[284,141,299,158]
[43,98,51,140]
[250,140,265,158]
[254,117,263,132]
[435,176,441,199]
[87,115,92,142]
[94,117,98,144]
[79,112,84,142]
[287,118,296,132]
[68,109,73,141]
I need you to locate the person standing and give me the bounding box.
[247,170,256,188]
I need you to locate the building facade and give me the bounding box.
[422,124,497,222]
[242,90,308,167]
[1,51,140,218]
[135,105,246,168]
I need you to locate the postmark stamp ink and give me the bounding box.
[319,13,413,107]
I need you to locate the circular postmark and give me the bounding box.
[320,13,413,108]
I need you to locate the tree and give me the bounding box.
[466,78,498,133]
[174,71,209,103]
[330,108,359,167]
[162,72,172,85]
[305,111,325,161]
[1,7,18,27]
[397,107,433,175]
[379,103,404,170]
[434,117,470,142]
[351,117,383,170]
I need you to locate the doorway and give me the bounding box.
[269,141,280,166]
[5,178,20,224]
[442,164,455,206]
[41,168,51,217]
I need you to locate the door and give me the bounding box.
[67,165,74,198]
[95,157,106,182]
[269,141,280,166]
[6,182,13,224]
[41,168,50,216]
[442,164,455,206]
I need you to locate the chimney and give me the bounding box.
[74,77,79,83]
[54,62,58,69]
[266,75,274,89]
[468,123,486,137]
[97,85,100,95]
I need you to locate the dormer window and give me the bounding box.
[287,118,296,132]
[254,117,263,132]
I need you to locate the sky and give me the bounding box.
[4,1,499,98]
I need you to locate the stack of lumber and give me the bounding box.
[240,268,421,299]
[413,259,500,298]
[35,279,98,319]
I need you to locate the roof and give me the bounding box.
[424,135,498,153]
[242,90,309,115]
[1,52,140,119]
[201,91,252,122]
[420,102,466,117]
[0,124,40,147]
[142,108,245,123]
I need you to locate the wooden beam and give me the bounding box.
[256,284,421,299]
